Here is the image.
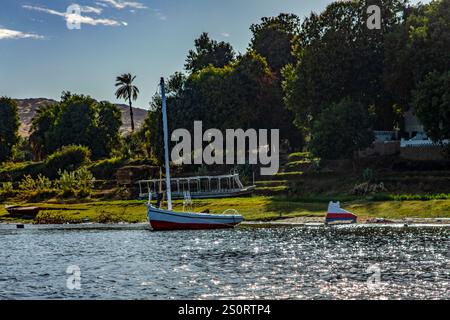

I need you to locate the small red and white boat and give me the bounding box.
[325,201,357,224]
[146,78,244,231]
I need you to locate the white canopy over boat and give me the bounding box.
[138,172,255,199]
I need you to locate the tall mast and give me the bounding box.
[160,77,173,211]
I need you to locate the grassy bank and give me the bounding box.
[1,196,449,224]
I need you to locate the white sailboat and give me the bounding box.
[146,78,244,231]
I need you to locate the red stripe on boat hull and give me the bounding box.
[149,220,238,231]
[326,213,357,219]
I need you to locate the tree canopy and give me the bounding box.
[30,93,122,161]
[413,71,450,145]
[310,99,375,160]
[185,32,235,73]
[0,97,20,163]
[283,0,408,132]
[250,13,300,77]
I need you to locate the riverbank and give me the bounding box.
[1,196,449,224]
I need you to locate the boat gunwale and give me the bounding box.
[147,206,244,221]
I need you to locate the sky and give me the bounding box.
[0,0,430,109]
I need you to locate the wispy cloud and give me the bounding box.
[81,6,103,15]
[153,9,167,21]
[97,0,147,10]
[221,32,230,37]
[22,5,125,27]
[0,27,44,40]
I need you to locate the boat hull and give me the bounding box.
[5,206,40,217]
[325,213,357,223]
[147,206,244,231]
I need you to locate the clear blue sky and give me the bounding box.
[0,0,429,109]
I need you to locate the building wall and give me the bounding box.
[404,109,424,138]
[400,145,447,161]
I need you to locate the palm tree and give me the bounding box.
[115,73,139,132]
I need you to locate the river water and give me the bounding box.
[0,224,448,300]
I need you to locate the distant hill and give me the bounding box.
[15,98,148,137]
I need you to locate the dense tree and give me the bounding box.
[0,97,20,163]
[53,94,97,150]
[177,52,279,131]
[249,13,303,149]
[412,71,450,147]
[29,102,63,161]
[185,33,235,73]
[141,95,164,163]
[142,53,285,162]
[29,93,122,160]
[115,73,139,132]
[283,0,407,132]
[384,0,450,110]
[250,13,300,77]
[94,101,123,158]
[310,99,375,160]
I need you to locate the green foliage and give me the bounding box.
[412,71,450,149]
[283,0,407,131]
[310,99,375,160]
[288,152,313,162]
[12,137,33,162]
[386,0,450,106]
[185,32,235,72]
[88,157,126,180]
[120,132,149,160]
[0,181,17,201]
[0,97,20,163]
[19,174,52,193]
[176,52,279,130]
[372,193,450,201]
[0,161,45,182]
[35,211,67,224]
[29,93,122,160]
[115,73,139,132]
[55,94,97,151]
[249,14,304,149]
[29,103,60,160]
[44,145,91,178]
[0,182,14,193]
[95,101,123,158]
[56,167,94,198]
[12,167,94,200]
[143,52,296,162]
[250,13,299,76]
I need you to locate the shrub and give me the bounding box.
[88,157,126,180]
[17,174,55,201]
[0,161,45,181]
[35,211,66,224]
[310,99,374,160]
[56,167,94,198]
[44,145,91,178]
[0,182,17,201]
[0,182,14,193]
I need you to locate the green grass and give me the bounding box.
[347,200,450,220]
[287,152,315,162]
[372,193,450,201]
[1,196,449,224]
[272,171,304,179]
